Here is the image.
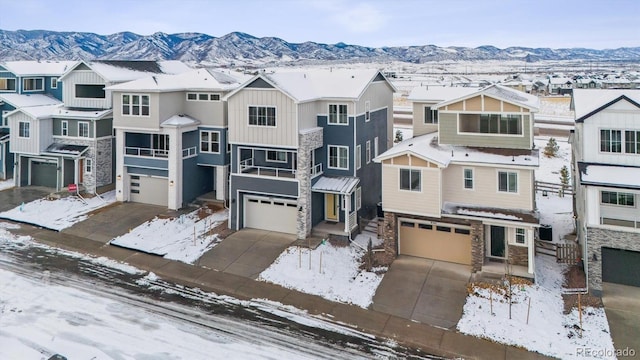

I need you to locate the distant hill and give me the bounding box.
[1,29,639,66]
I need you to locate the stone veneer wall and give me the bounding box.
[586,226,640,295]
[508,245,528,267]
[296,128,323,240]
[470,221,484,272]
[95,138,113,188]
[383,212,397,258]
[56,138,97,193]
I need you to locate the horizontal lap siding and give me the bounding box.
[442,164,534,211]
[228,89,297,148]
[382,165,440,217]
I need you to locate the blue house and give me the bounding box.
[0,61,75,180]
[225,69,395,239]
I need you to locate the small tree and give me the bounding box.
[394,129,404,143]
[559,165,570,197]
[543,137,559,158]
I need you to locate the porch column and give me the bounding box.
[343,194,350,234]
[167,128,182,210]
[527,228,535,274]
[215,165,228,201]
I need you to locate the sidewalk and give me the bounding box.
[10,224,553,360]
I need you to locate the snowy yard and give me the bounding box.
[0,178,14,191]
[0,191,116,231]
[110,208,228,264]
[259,229,386,309]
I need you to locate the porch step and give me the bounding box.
[363,217,382,237]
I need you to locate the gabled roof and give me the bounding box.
[226,68,396,103]
[0,61,78,77]
[578,162,640,190]
[6,104,62,120]
[433,84,540,111]
[407,86,478,103]
[58,60,191,83]
[0,93,61,108]
[106,68,248,92]
[374,132,539,168]
[572,89,640,122]
[7,105,111,121]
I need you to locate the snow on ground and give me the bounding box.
[0,178,14,191]
[0,191,116,231]
[110,208,228,264]
[259,229,386,309]
[393,125,414,142]
[534,136,572,184]
[457,255,615,359]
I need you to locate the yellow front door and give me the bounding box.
[325,194,339,221]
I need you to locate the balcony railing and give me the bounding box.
[125,146,168,158]
[310,163,323,177]
[239,158,296,178]
[182,146,197,158]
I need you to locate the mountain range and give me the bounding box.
[1,29,639,66]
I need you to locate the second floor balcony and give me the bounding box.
[236,147,323,180]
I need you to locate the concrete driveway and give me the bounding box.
[602,282,640,353]
[198,228,296,279]
[0,186,51,212]
[371,256,471,330]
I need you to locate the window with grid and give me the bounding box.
[463,168,473,189]
[328,104,348,125]
[200,131,220,153]
[18,121,29,138]
[400,169,421,191]
[601,191,635,207]
[424,106,438,124]
[122,94,150,116]
[85,159,92,173]
[498,171,517,193]
[515,228,525,244]
[61,121,68,136]
[366,140,371,164]
[248,106,276,126]
[600,129,622,153]
[23,77,44,91]
[78,122,90,138]
[0,78,16,91]
[328,145,348,169]
[625,130,640,154]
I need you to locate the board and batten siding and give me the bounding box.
[412,101,439,137]
[442,164,534,211]
[112,92,161,131]
[438,112,532,149]
[381,156,441,217]
[228,89,297,148]
[297,101,321,131]
[580,101,640,167]
[62,70,110,109]
[9,113,53,155]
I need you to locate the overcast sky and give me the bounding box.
[0,0,637,49]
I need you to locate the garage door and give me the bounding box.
[130,175,168,207]
[30,160,57,188]
[244,196,297,234]
[398,219,472,265]
[602,247,640,287]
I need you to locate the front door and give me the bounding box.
[489,225,506,258]
[325,193,339,221]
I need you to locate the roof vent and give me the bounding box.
[178,114,185,117]
[408,143,413,147]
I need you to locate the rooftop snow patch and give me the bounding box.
[312,176,360,194]
[0,93,62,108]
[106,68,248,92]
[1,60,77,76]
[443,202,539,224]
[161,114,200,127]
[572,89,640,120]
[45,143,88,156]
[578,162,640,190]
[408,86,478,102]
[88,60,191,83]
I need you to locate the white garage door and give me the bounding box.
[244,196,297,234]
[130,175,168,207]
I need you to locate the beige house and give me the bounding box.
[375,85,540,277]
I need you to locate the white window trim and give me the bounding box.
[374,137,379,157]
[266,150,288,163]
[22,77,44,92]
[61,120,68,136]
[50,77,58,89]
[78,121,90,138]
[356,187,362,210]
[423,106,438,124]
[456,113,525,138]
[463,168,474,190]
[85,158,92,174]
[365,101,371,122]
[121,94,151,117]
[247,105,277,127]
[200,130,221,154]
[399,168,422,192]
[18,121,30,138]
[186,92,221,102]
[366,140,371,164]
[0,77,17,92]
[600,190,636,208]
[328,104,349,126]
[355,144,361,170]
[1,110,9,127]
[497,170,519,194]
[515,228,526,245]
[327,145,349,170]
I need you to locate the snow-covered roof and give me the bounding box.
[44,143,89,156]
[549,77,573,85]
[161,114,200,127]
[106,69,248,92]
[53,107,112,120]
[572,89,640,120]
[59,60,191,83]
[8,104,62,119]
[0,61,77,76]
[443,202,539,224]
[0,93,61,108]
[433,84,540,111]
[407,86,477,102]
[311,176,360,194]
[578,162,640,190]
[374,132,539,168]
[237,68,394,102]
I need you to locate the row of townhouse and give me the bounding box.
[571,89,640,296]
[2,61,396,241]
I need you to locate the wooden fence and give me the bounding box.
[535,240,581,264]
[535,181,574,197]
